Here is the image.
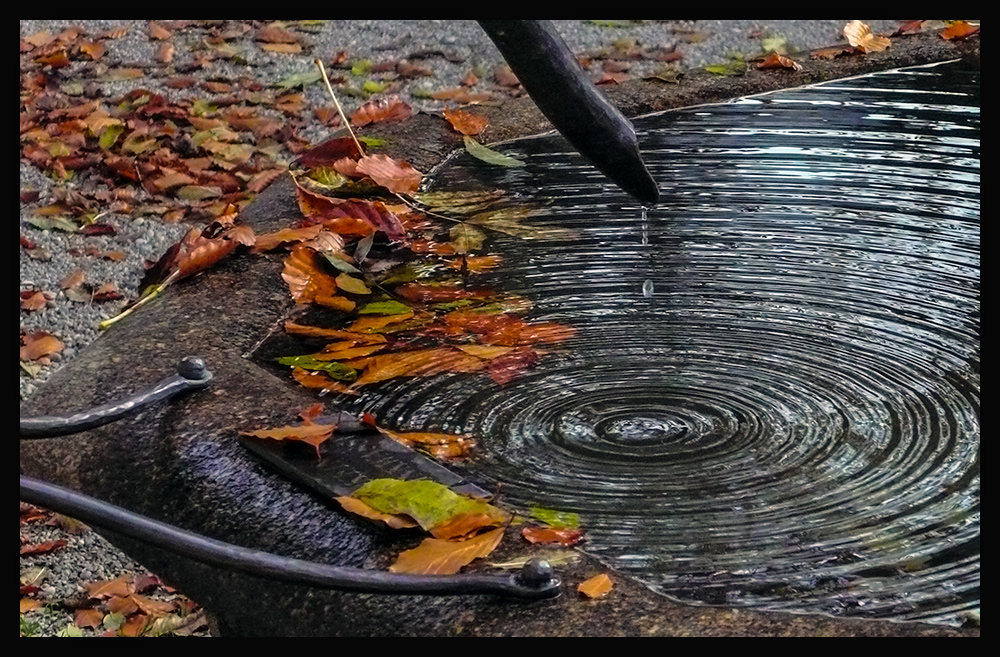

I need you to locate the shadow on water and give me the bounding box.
[251,60,978,626]
[349,60,979,625]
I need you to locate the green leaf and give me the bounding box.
[358,300,412,315]
[103,612,126,632]
[190,98,218,117]
[28,216,79,232]
[353,478,505,531]
[274,69,322,90]
[359,136,385,148]
[56,623,84,637]
[362,80,386,94]
[275,356,358,381]
[99,123,124,150]
[529,505,580,528]
[350,59,372,76]
[704,58,746,77]
[463,136,526,167]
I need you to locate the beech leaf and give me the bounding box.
[843,20,891,53]
[389,527,505,575]
[352,478,507,532]
[334,496,420,529]
[355,154,423,194]
[443,108,488,136]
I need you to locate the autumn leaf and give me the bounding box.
[939,21,979,41]
[350,95,413,127]
[20,331,64,361]
[522,525,585,547]
[351,347,486,387]
[20,539,67,556]
[86,575,133,599]
[74,608,104,629]
[844,20,891,53]
[578,573,614,599]
[284,321,387,343]
[810,45,855,60]
[757,52,803,72]
[334,496,420,529]
[377,427,476,460]
[281,245,338,304]
[252,224,327,252]
[295,185,405,239]
[352,478,508,533]
[893,20,925,36]
[241,422,335,459]
[354,154,424,194]
[486,347,540,385]
[443,108,488,136]
[291,367,362,396]
[389,527,505,575]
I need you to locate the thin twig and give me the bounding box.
[314,58,364,156]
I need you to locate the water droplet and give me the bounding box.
[642,279,654,297]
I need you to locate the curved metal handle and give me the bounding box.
[20,356,213,438]
[19,475,561,599]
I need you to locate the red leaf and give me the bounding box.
[355,154,423,194]
[20,539,67,556]
[522,525,585,546]
[293,136,363,169]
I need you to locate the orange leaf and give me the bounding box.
[291,367,362,396]
[335,496,420,529]
[522,525,585,546]
[314,293,357,312]
[74,608,104,629]
[444,254,503,272]
[345,312,414,333]
[252,224,325,252]
[281,246,338,304]
[389,527,504,575]
[578,573,614,599]
[106,594,139,616]
[430,512,505,540]
[352,348,486,388]
[843,20,891,53]
[295,185,404,239]
[350,95,413,127]
[120,614,151,637]
[131,593,175,617]
[377,427,476,459]
[20,331,64,361]
[939,21,979,41]
[757,52,803,72]
[395,282,493,304]
[486,347,540,385]
[355,154,423,194]
[284,322,387,343]
[86,575,133,599]
[241,422,334,458]
[443,108,488,136]
[148,21,172,40]
[313,343,386,361]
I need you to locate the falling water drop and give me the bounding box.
[642,279,654,297]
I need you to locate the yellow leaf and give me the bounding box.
[390,527,504,575]
[335,272,371,295]
[843,20,891,52]
[578,573,614,599]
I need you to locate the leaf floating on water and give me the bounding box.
[530,506,580,529]
[463,135,526,167]
[843,20,891,53]
[351,347,485,387]
[291,367,361,396]
[389,527,504,575]
[521,525,585,547]
[578,573,614,599]
[449,223,487,254]
[376,426,476,460]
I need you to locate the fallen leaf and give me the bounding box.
[291,367,362,395]
[20,540,67,556]
[252,224,326,252]
[351,347,486,387]
[148,21,172,40]
[893,20,925,36]
[74,608,104,629]
[757,52,803,72]
[939,21,979,41]
[844,20,891,53]
[350,95,413,127]
[389,527,504,575]
[810,45,855,60]
[20,331,64,361]
[241,422,334,458]
[530,506,580,528]
[429,512,504,540]
[522,525,585,546]
[578,573,614,598]
[463,135,526,167]
[334,496,420,529]
[281,245,339,304]
[284,321,387,342]
[353,478,508,532]
[21,598,43,613]
[377,427,476,460]
[355,154,423,194]
[86,575,133,599]
[20,290,50,312]
[443,108,488,136]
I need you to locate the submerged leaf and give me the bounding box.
[463,136,525,167]
[530,506,580,529]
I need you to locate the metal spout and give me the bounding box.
[480,20,660,206]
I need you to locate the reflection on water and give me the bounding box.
[356,61,980,625]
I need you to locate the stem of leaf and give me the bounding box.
[314,58,364,156]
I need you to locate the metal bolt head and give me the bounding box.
[517,558,554,588]
[178,356,208,380]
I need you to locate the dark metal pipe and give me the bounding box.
[20,475,561,598]
[479,20,660,206]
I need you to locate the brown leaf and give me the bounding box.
[241,422,334,458]
[578,573,614,599]
[355,154,423,194]
[843,20,891,53]
[893,20,925,36]
[20,539,67,556]
[253,224,325,252]
[757,52,803,72]
[522,525,585,547]
[486,347,540,385]
[939,21,979,41]
[430,512,504,540]
[377,427,476,460]
[443,108,488,136]
[281,246,339,304]
[257,23,300,44]
[295,185,405,239]
[131,593,175,617]
[284,321,388,343]
[74,608,104,629]
[390,527,504,575]
[106,594,139,616]
[148,21,173,40]
[20,290,50,312]
[20,331,64,361]
[120,614,151,637]
[335,496,420,529]
[350,95,413,127]
[156,41,175,64]
[810,45,855,60]
[86,575,133,599]
[291,367,362,395]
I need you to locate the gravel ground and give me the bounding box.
[20,19,906,637]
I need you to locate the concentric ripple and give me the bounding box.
[353,61,980,624]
